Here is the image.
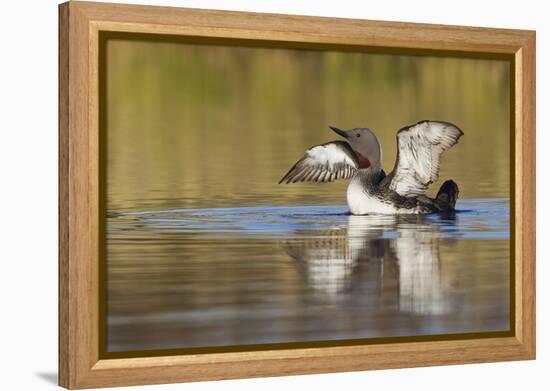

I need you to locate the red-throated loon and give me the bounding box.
[279,120,463,215]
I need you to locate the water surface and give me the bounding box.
[107,199,509,352]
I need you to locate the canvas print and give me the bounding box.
[103,36,511,355]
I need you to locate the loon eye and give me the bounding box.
[356,134,361,138]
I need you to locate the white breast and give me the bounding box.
[346,179,419,215]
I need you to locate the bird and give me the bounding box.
[279,120,463,215]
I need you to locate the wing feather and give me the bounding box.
[279,141,359,184]
[387,120,463,197]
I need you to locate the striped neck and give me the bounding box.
[355,167,384,193]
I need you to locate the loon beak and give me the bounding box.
[329,126,348,139]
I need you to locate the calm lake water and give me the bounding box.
[104,39,511,352]
[107,199,509,351]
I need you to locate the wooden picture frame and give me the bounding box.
[59,1,536,389]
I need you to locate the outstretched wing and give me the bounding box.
[279,141,359,184]
[386,120,463,197]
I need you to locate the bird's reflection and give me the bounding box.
[284,213,456,315]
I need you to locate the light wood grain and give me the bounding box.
[58,3,70,387]
[59,1,536,389]
[515,35,536,353]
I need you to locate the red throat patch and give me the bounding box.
[354,150,371,169]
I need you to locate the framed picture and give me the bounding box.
[59,1,536,389]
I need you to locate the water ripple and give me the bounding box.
[108,198,509,240]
